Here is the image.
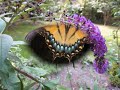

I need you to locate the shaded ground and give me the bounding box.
[49,60,120,90]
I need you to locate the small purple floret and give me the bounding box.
[93,57,109,74]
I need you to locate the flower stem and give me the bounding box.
[13,66,42,84]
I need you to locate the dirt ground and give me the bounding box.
[49,60,120,90]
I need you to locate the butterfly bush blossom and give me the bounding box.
[64,14,109,74]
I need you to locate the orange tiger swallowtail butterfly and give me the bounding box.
[26,22,89,63]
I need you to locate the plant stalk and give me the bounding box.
[13,66,42,84]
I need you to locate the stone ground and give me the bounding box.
[48,60,120,90]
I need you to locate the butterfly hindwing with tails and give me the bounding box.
[26,23,88,63]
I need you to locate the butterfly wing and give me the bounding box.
[26,23,88,62]
[44,23,87,45]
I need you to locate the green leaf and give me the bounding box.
[0,18,6,33]
[42,85,51,90]
[22,66,48,77]
[0,34,13,62]
[0,34,21,90]
[7,52,23,65]
[100,87,105,90]
[57,85,70,90]
[117,68,120,76]
[93,81,99,90]
[0,59,22,90]
[43,79,59,90]
[24,82,35,90]
[79,87,84,90]
[66,73,71,81]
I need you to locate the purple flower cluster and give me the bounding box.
[62,14,109,74]
[93,57,109,74]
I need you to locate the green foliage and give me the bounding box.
[83,0,98,20]
[6,41,63,90]
[82,0,99,22]
[0,0,55,33]
[42,79,70,90]
[106,40,119,64]
[22,66,48,77]
[56,85,70,90]
[93,80,105,90]
[111,0,120,26]
[79,87,84,90]
[0,18,6,33]
[0,34,13,61]
[9,45,60,74]
[24,82,36,90]
[7,44,66,90]
[109,63,120,87]
[0,59,22,90]
[82,0,120,25]
[66,72,72,81]
[93,81,99,90]
[0,34,21,90]
[42,79,59,90]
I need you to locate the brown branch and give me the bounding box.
[13,66,41,83]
